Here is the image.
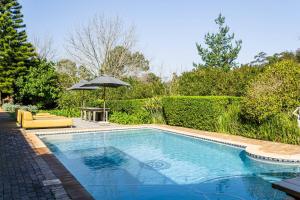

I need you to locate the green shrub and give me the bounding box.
[172,66,262,97]
[2,103,38,113]
[257,113,300,144]
[58,90,102,109]
[107,99,146,114]
[15,59,61,109]
[162,96,240,131]
[218,102,242,134]
[143,97,165,124]
[109,111,150,124]
[2,103,17,112]
[218,103,300,144]
[107,98,164,124]
[242,60,300,123]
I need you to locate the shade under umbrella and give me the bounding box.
[67,80,99,107]
[82,75,130,122]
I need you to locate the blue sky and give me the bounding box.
[20,0,300,78]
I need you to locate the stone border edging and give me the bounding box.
[24,131,94,200]
[245,146,300,164]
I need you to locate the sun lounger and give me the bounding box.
[17,110,63,125]
[22,111,73,129]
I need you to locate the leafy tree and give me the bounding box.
[250,50,300,67]
[55,59,94,89]
[15,59,61,108]
[78,65,93,80]
[266,51,297,65]
[296,49,300,63]
[250,52,268,66]
[172,66,261,97]
[168,73,179,95]
[106,73,165,100]
[241,60,300,123]
[56,59,77,77]
[0,0,35,100]
[56,59,78,89]
[194,14,242,71]
[101,46,150,77]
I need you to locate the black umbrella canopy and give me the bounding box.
[67,80,99,91]
[80,75,130,122]
[81,75,130,88]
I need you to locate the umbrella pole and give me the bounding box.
[103,87,106,122]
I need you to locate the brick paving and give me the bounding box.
[0,109,70,200]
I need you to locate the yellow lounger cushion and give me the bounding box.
[22,111,73,129]
[17,110,25,124]
[17,110,64,124]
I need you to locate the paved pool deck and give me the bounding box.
[0,109,92,200]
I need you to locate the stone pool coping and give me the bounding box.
[25,124,300,165]
[23,129,94,200]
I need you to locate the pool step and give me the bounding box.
[272,176,300,199]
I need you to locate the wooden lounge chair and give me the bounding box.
[22,111,73,129]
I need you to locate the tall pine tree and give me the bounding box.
[0,0,35,102]
[194,14,242,71]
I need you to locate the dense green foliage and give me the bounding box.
[162,96,240,131]
[58,90,102,109]
[242,60,300,123]
[0,0,35,98]
[106,74,166,100]
[194,14,242,71]
[108,98,164,124]
[56,59,93,89]
[219,103,300,144]
[2,102,37,113]
[108,99,151,124]
[101,46,150,78]
[161,96,299,144]
[15,59,61,108]
[171,66,262,96]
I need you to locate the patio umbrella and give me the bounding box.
[67,80,99,106]
[81,75,130,121]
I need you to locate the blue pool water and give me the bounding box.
[39,128,300,200]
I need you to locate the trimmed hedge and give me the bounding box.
[107,99,146,114]
[162,96,241,132]
[38,96,299,144]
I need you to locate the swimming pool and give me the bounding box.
[39,128,300,200]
